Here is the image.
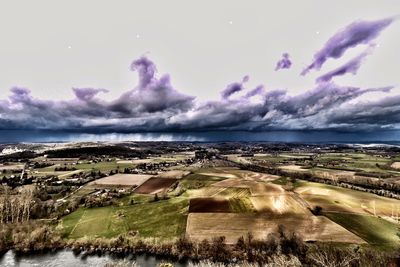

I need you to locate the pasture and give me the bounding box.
[61,197,189,240]
[325,212,400,248]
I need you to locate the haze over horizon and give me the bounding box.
[1,1,400,138]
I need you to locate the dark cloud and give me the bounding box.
[302,17,394,75]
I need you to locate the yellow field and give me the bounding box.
[186,213,365,244]
[186,187,226,197]
[278,165,309,172]
[211,178,284,196]
[391,162,400,169]
[295,181,400,218]
[197,172,238,179]
[156,170,190,179]
[250,194,307,215]
[0,164,24,170]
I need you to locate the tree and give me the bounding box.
[312,205,323,216]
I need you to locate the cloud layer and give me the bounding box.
[0,17,398,133]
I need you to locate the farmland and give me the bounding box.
[61,197,189,240]
[3,141,400,263]
[295,180,400,218]
[134,177,178,194]
[185,213,365,244]
[56,161,400,248]
[90,174,153,186]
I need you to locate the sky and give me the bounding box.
[0,0,400,133]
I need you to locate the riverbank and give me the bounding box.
[1,224,399,267]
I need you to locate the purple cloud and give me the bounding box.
[130,56,157,88]
[221,76,249,99]
[73,88,109,101]
[245,85,265,98]
[0,16,398,133]
[316,45,375,83]
[275,53,292,71]
[302,17,394,75]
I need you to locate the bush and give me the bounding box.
[311,205,323,215]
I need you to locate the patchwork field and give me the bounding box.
[186,213,365,244]
[211,178,284,196]
[90,174,153,186]
[57,162,400,250]
[134,177,177,194]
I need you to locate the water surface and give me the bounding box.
[0,250,187,267]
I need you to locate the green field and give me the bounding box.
[325,212,400,248]
[61,196,189,241]
[228,197,255,213]
[180,173,227,190]
[44,161,132,172]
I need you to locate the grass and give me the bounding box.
[61,208,86,238]
[180,173,226,190]
[272,177,292,186]
[118,194,153,205]
[229,197,255,213]
[61,196,189,241]
[325,212,400,248]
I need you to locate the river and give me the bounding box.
[0,250,188,267]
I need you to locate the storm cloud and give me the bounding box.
[0,17,398,133]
